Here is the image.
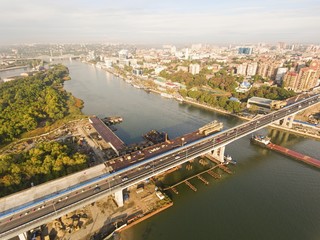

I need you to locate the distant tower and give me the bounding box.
[185,48,189,60]
[118,49,129,59]
[189,64,200,75]
[238,47,253,55]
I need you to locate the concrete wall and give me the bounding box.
[0,164,108,213]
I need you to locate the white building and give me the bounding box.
[155,66,166,75]
[236,81,252,93]
[275,67,288,84]
[185,48,189,60]
[191,44,202,51]
[118,49,128,59]
[237,63,247,76]
[189,63,200,75]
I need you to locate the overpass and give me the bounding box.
[0,94,319,240]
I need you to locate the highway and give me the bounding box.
[0,93,319,239]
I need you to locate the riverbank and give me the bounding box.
[116,202,173,235]
[100,63,320,142]
[102,65,251,121]
[181,98,252,121]
[0,65,28,72]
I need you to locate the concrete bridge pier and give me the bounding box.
[276,114,295,128]
[211,145,226,163]
[18,232,28,240]
[270,128,278,139]
[114,189,124,207]
[281,114,295,128]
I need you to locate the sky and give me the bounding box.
[0,0,319,45]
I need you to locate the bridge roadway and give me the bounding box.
[0,94,319,239]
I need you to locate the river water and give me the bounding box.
[7,61,319,240]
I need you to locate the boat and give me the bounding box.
[143,130,168,144]
[132,84,141,89]
[199,120,223,136]
[224,155,237,165]
[175,96,184,103]
[101,116,123,125]
[250,135,271,147]
[160,93,173,99]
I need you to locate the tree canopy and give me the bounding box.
[0,64,80,144]
[0,141,87,197]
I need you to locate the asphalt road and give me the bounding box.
[0,93,319,237]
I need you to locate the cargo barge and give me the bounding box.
[251,135,320,168]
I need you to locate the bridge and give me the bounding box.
[0,94,319,240]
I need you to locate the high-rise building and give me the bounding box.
[191,44,202,51]
[238,47,253,55]
[236,63,247,76]
[267,65,277,80]
[189,63,200,75]
[171,46,176,55]
[118,49,128,59]
[185,48,189,60]
[283,72,298,89]
[247,62,258,76]
[257,61,281,80]
[295,62,320,91]
[257,63,269,78]
[283,60,320,91]
[275,67,288,84]
[277,42,286,50]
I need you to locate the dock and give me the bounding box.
[267,142,320,168]
[197,175,209,185]
[163,162,224,192]
[205,154,233,174]
[218,165,233,174]
[207,170,221,179]
[185,181,197,192]
[171,187,179,194]
[204,154,222,165]
[89,116,126,155]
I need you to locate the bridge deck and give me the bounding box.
[89,116,125,151]
[106,129,209,171]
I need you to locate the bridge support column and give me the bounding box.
[281,114,295,128]
[288,115,295,128]
[114,189,124,207]
[212,146,225,163]
[18,232,28,240]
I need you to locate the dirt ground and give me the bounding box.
[295,104,320,123]
[43,181,170,240]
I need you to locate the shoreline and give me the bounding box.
[103,65,251,121]
[116,202,173,234]
[0,65,28,72]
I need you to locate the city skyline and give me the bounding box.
[0,0,320,45]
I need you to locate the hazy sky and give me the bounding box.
[1,0,319,45]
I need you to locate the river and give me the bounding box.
[6,61,320,240]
